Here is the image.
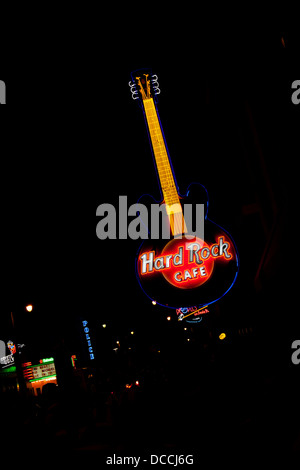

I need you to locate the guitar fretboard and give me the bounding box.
[143,98,186,236]
[143,98,180,207]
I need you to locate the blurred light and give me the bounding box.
[135,380,139,386]
[184,327,187,331]
[25,304,33,312]
[187,338,190,342]
[71,355,77,368]
[126,383,132,389]
[116,340,120,344]
[281,36,285,48]
[219,332,226,340]
[102,324,107,328]
[130,331,134,335]
[152,300,157,305]
[167,316,171,321]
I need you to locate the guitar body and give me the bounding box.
[136,183,239,309]
[129,69,239,311]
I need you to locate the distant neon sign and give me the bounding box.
[40,357,54,364]
[22,359,57,383]
[177,305,209,320]
[7,340,16,355]
[82,320,95,360]
[176,305,209,324]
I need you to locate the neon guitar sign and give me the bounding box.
[129,69,239,309]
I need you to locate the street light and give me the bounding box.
[10,304,33,394]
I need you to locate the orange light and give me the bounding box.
[25,304,33,312]
[219,333,226,340]
[167,316,171,321]
[126,383,132,389]
[135,380,139,386]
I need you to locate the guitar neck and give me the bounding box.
[142,98,186,236]
[143,98,179,206]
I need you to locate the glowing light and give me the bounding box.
[116,340,120,344]
[82,320,95,360]
[187,338,190,342]
[22,362,32,367]
[167,316,171,321]
[139,235,233,291]
[152,300,157,305]
[41,357,54,363]
[25,304,33,312]
[126,383,132,389]
[135,380,139,386]
[71,355,77,368]
[29,375,56,384]
[102,324,107,328]
[219,333,226,340]
[130,331,134,335]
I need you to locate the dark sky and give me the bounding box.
[1,25,299,357]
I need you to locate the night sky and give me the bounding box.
[1,25,299,365]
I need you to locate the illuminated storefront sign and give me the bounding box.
[22,358,56,383]
[136,231,238,309]
[82,320,95,360]
[0,340,17,369]
[0,354,15,367]
[139,236,232,289]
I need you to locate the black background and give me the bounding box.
[0,16,299,458]
[1,26,298,330]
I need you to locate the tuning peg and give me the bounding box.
[128,80,139,100]
[151,74,160,95]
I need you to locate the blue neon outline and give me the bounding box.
[135,218,239,311]
[135,182,239,310]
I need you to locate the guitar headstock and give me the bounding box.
[129,68,160,105]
